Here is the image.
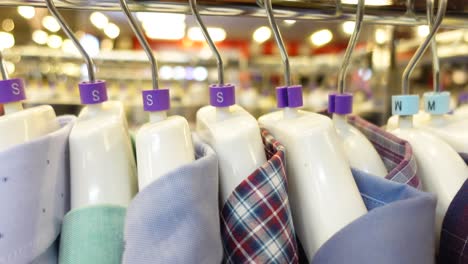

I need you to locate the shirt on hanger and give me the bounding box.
[438,179,468,264]
[122,134,223,264]
[293,115,434,263]
[311,169,436,264]
[220,129,298,264]
[0,115,76,264]
[59,205,126,264]
[347,116,468,264]
[347,115,421,189]
[350,116,468,264]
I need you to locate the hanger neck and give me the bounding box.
[283,107,299,119]
[149,111,167,123]
[3,102,23,115]
[398,116,414,129]
[332,113,348,129]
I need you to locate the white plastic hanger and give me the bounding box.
[0,50,59,151]
[257,0,367,259]
[190,0,267,205]
[119,0,195,191]
[386,0,466,244]
[330,0,387,177]
[387,0,468,154]
[45,0,137,209]
[415,0,468,154]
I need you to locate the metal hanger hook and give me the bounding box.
[264,0,291,87]
[118,0,159,89]
[402,0,446,94]
[45,0,96,82]
[427,0,440,93]
[338,0,365,94]
[0,50,8,80]
[189,0,224,85]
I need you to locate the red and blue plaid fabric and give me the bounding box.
[347,115,421,189]
[220,129,298,264]
[438,179,468,264]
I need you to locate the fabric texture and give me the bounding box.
[0,115,75,264]
[348,115,421,189]
[31,243,58,264]
[59,205,126,264]
[311,169,437,264]
[122,135,223,264]
[221,129,298,264]
[438,179,468,264]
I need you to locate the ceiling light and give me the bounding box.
[32,30,48,45]
[203,7,243,16]
[80,34,100,57]
[104,23,120,39]
[374,28,388,44]
[310,29,333,46]
[199,46,213,60]
[417,25,429,38]
[62,39,77,54]
[193,66,208,81]
[137,12,185,23]
[435,30,464,43]
[341,0,391,5]
[47,34,63,49]
[253,26,271,44]
[0,32,15,50]
[137,13,186,40]
[17,6,35,19]
[342,21,355,35]
[42,16,61,32]
[90,12,109,29]
[188,27,226,42]
[2,19,14,32]
[160,65,174,80]
[144,22,185,40]
[173,66,186,80]
[284,20,296,25]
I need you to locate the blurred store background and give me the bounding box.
[0,3,466,128]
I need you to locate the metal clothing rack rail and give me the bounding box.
[0,0,467,28]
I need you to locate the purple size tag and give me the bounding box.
[328,93,337,113]
[210,84,235,107]
[79,80,108,105]
[0,78,26,104]
[142,89,170,112]
[459,92,468,104]
[276,85,303,108]
[287,85,303,108]
[334,93,353,115]
[276,86,288,108]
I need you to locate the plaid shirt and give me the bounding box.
[220,129,298,264]
[438,179,468,264]
[347,115,421,189]
[349,116,468,264]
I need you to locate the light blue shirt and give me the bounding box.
[311,168,437,264]
[0,116,75,264]
[122,135,223,264]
